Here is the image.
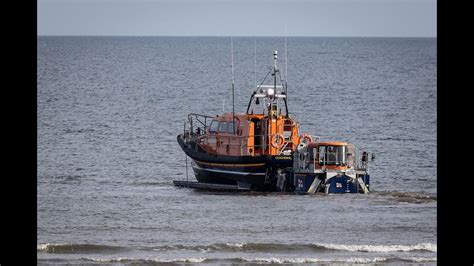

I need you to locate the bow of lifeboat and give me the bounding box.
[177,111,300,190]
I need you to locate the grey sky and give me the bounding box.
[38,0,436,37]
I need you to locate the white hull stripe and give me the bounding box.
[192,165,266,176]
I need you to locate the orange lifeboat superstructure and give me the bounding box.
[194,111,300,158]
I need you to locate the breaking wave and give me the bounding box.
[82,257,208,263]
[312,243,437,253]
[37,243,127,254]
[79,256,436,264]
[152,242,436,253]
[39,242,435,254]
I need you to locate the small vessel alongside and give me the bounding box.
[175,50,373,193]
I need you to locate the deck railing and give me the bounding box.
[187,113,214,135]
[184,113,296,156]
[196,133,286,156]
[294,149,369,173]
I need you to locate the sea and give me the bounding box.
[37,36,437,265]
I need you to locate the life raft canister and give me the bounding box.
[271,134,285,149]
[299,133,314,144]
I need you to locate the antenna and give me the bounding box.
[254,39,257,89]
[284,26,288,97]
[231,37,235,134]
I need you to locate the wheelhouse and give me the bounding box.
[309,142,348,167]
[294,141,370,173]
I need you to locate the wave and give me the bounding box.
[154,242,436,253]
[38,242,436,254]
[374,191,437,203]
[240,256,437,264]
[313,243,437,253]
[38,242,437,254]
[79,256,436,264]
[82,257,208,263]
[153,242,316,253]
[37,243,127,254]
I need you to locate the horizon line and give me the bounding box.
[37,34,437,38]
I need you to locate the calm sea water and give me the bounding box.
[37,36,436,264]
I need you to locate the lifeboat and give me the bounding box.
[176,109,298,190]
[176,50,372,193]
[177,51,300,190]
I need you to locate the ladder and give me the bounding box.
[307,177,322,194]
[357,177,369,194]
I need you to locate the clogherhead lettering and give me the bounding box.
[274,156,292,160]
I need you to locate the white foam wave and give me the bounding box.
[245,257,389,263]
[83,257,207,263]
[224,242,244,248]
[37,243,62,251]
[315,242,437,253]
[37,243,50,251]
[400,257,438,262]
[80,256,436,264]
[83,257,132,262]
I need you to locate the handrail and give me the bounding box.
[184,128,295,156]
[187,113,215,135]
[188,113,215,119]
[295,149,369,172]
[184,113,297,156]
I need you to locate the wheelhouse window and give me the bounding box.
[318,146,326,164]
[218,121,227,133]
[227,121,237,134]
[318,145,346,165]
[209,120,219,133]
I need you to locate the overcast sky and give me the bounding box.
[38,0,436,37]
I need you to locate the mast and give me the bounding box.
[284,27,288,98]
[245,51,289,117]
[284,29,289,117]
[267,50,278,150]
[231,36,235,134]
[272,50,278,118]
[254,39,257,89]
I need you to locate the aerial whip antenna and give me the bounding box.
[284,25,288,99]
[231,36,235,134]
[254,38,257,89]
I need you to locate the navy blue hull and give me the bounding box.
[192,164,266,187]
[294,173,370,194]
[178,134,270,188]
